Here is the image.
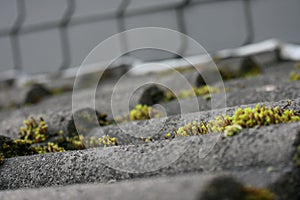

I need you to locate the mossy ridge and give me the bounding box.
[1,116,118,158]
[168,104,300,138]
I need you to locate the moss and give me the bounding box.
[170,104,300,138]
[199,176,275,200]
[289,71,300,81]
[50,85,72,96]
[19,116,49,143]
[224,124,243,137]
[116,104,163,122]
[141,136,153,143]
[88,135,118,147]
[179,86,220,99]
[294,63,300,69]
[173,121,210,137]
[32,142,65,154]
[243,187,275,200]
[164,85,220,101]
[130,104,152,121]
[0,135,34,158]
[2,116,119,158]
[0,152,4,165]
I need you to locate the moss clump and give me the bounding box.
[179,86,220,99]
[1,116,118,158]
[171,121,210,137]
[0,135,34,158]
[32,142,65,154]
[200,176,275,200]
[169,104,300,138]
[289,71,300,81]
[130,104,152,121]
[19,116,49,143]
[67,135,118,149]
[164,85,220,101]
[224,124,243,137]
[243,187,275,200]
[0,152,4,165]
[124,104,162,121]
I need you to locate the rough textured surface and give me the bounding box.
[0,121,298,190]
[0,53,300,199]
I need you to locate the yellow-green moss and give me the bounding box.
[19,116,49,143]
[33,142,65,154]
[2,116,119,158]
[169,104,300,138]
[88,135,118,147]
[243,187,275,200]
[130,104,154,121]
[163,85,220,101]
[117,104,163,122]
[289,71,300,81]
[178,86,220,99]
[224,124,243,137]
[0,152,4,165]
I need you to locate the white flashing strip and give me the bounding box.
[2,39,300,85]
[130,39,300,75]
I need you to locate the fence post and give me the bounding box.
[116,0,130,55]
[58,0,75,70]
[10,0,26,72]
[175,0,191,58]
[242,0,254,45]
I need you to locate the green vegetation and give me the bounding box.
[0,116,118,159]
[243,187,275,200]
[116,104,163,122]
[294,63,300,69]
[168,104,300,138]
[130,104,162,121]
[164,85,220,101]
[4,103,300,160]
[289,71,300,81]
[178,86,219,98]
[200,176,275,200]
[0,152,4,165]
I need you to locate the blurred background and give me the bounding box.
[0,0,299,75]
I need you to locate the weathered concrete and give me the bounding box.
[0,121,298,191]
